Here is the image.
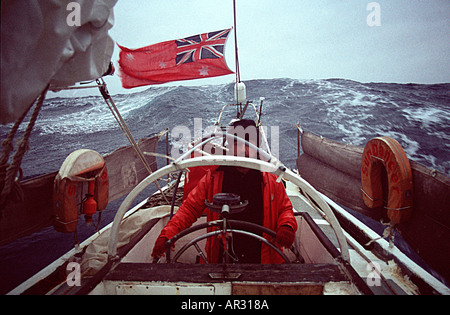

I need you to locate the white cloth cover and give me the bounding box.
[1,0,117,124]
[81,205,175,275]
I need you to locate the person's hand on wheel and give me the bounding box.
[152,235,169,259]
[274,225,295,248]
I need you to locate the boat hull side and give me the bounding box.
[296,131,450,284]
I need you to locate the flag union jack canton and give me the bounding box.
[118,29,234,88]
[176,29,229,65]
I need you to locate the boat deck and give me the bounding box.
[86,184,368,295]
[287,186,341,250]
[21,171,430,295]
[104,263,347,295]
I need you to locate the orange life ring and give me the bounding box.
[53,150,109,233]
[361,137,413,224]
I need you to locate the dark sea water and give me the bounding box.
[1,78,449,293]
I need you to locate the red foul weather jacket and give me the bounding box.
[159,168,297,264]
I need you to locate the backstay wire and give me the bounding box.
[233,0,242,115]
[96,78,170,204]
[233,0,241,86]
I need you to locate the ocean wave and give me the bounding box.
[1,78,448,176]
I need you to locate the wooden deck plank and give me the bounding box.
[106,263,347,284]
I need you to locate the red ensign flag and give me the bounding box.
[118,29,234,88]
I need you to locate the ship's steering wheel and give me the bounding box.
[162,193,304,264]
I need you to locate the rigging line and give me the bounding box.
[0,95,34,190]
[233,0,241,85]
[97,79,170,205]
[0,85,48,211]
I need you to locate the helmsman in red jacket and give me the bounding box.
[152,119,297,264]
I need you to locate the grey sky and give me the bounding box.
[87,1,450,95]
